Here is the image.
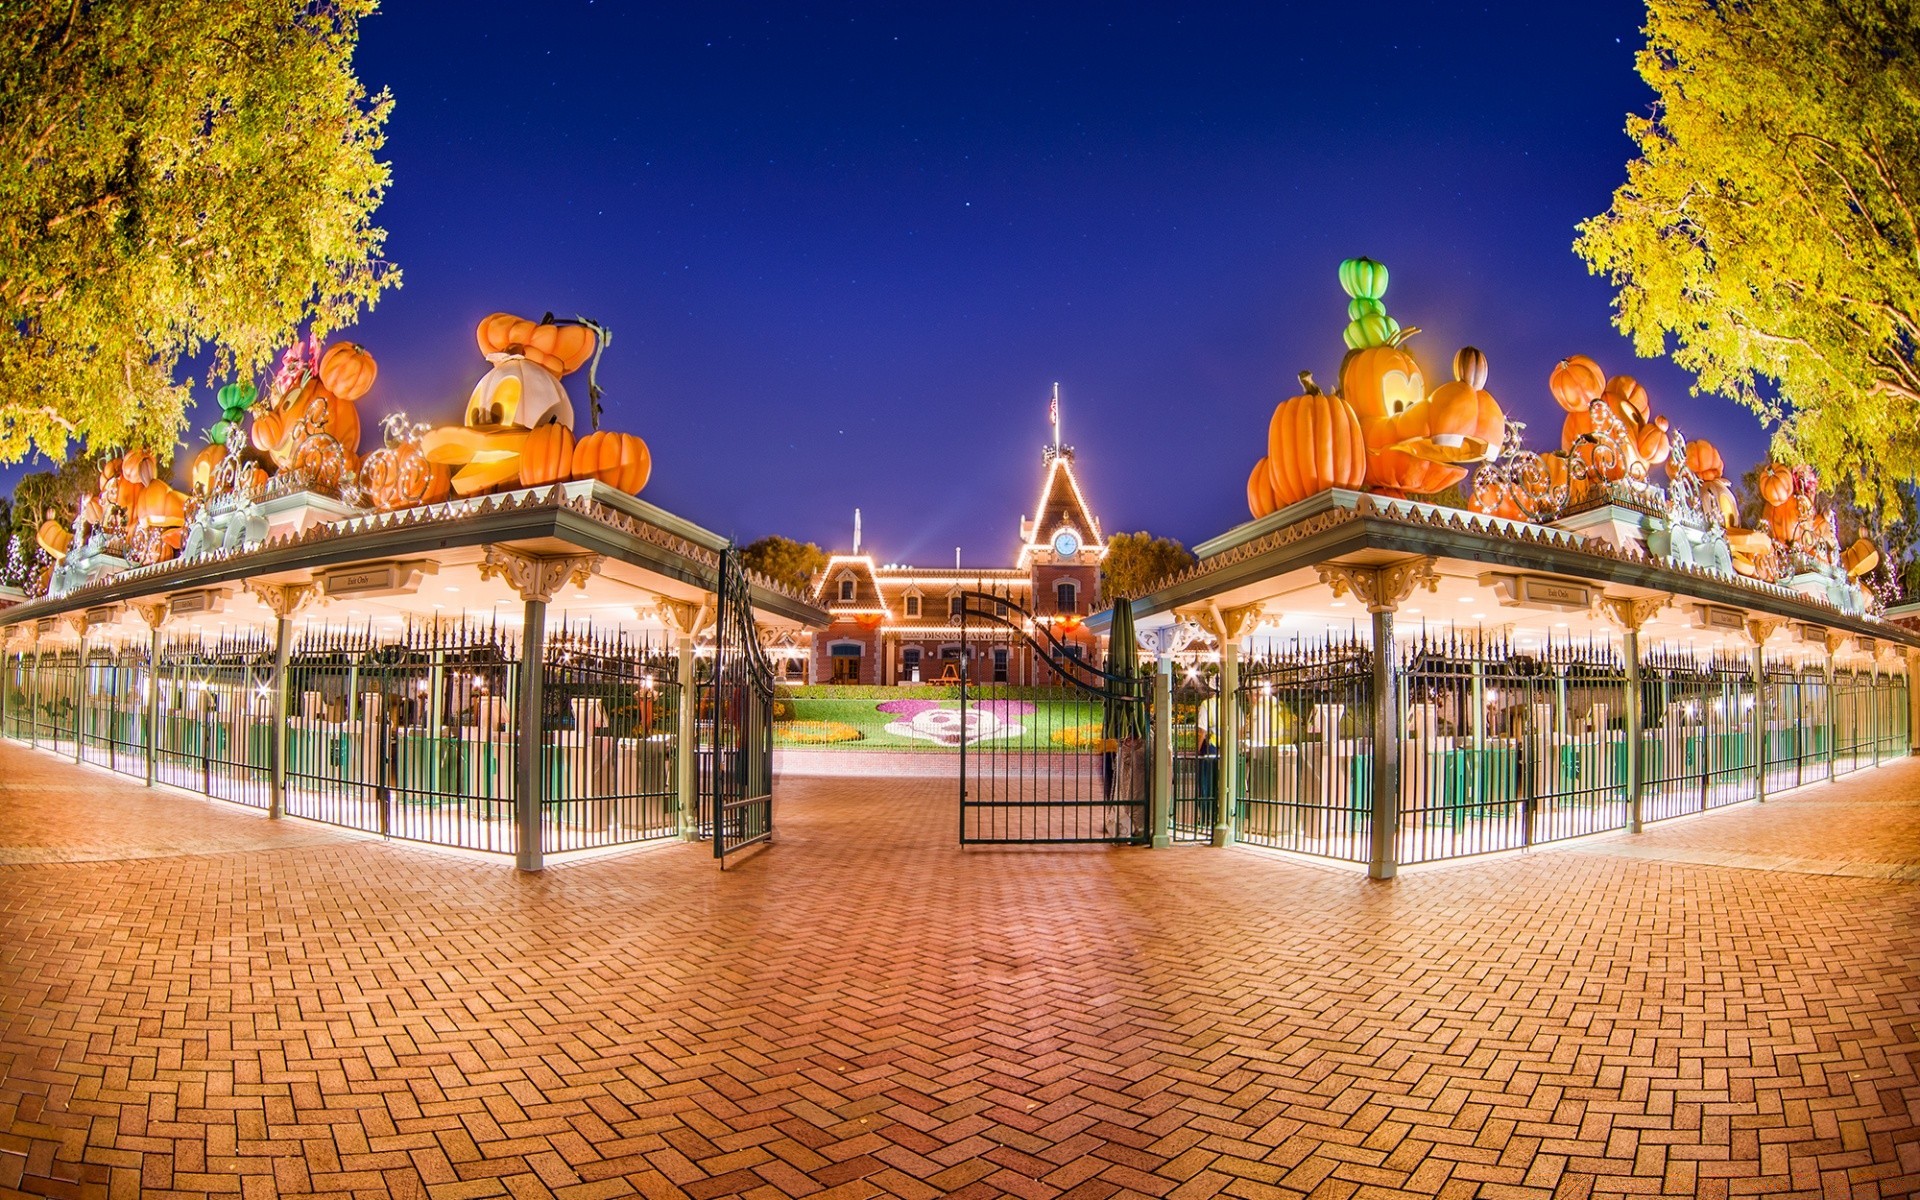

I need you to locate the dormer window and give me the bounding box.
[905,594,921,618]
[838,576,854,602]
[949,594,964,619]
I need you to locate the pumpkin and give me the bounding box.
[298,380,361,455]
[360,419,452,512]
[467,355,576,432]
[317,342,378,402]
[1757,463,1794,506]
[1685,439,1725,481]
[1548,355,1605,412]
[252,406,291,456]
[132,480,187,529]
[121,449,157,486]
[1561,408,1595,453]
[519,423,576,488]
[1764,499,1800,545]
[1338,257,1389,301]
[451,457,525,497]
[79,495,104,527]
[1632,415,1672,467]
[476,312,597,376]
[1418,346,1506,461]
[190,444,227,494]
[36,519,71,559]
[1248,457,1278,519]
[1602,375,1650,423]
[1842,538,1879,578]
[1266,373,1366,508]
[107,476,144,509]
[571,431,652,493]
[1341,343,1426,429]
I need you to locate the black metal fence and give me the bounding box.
[542,627,681,852]
[1762,659,1827,794]
[153,631,276,809]
[15,645,82,755]
[1235,639,1374,862]
[1640,651,1757,821]
[708,547,776,860]
[1169,663,1220,842]
[81,641,150,779]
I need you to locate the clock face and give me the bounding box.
[1052,530,1081,557]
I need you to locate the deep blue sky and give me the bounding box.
[21,2,1780,563]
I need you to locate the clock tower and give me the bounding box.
[1017,386,1106,624]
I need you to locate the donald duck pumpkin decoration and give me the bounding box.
[422,312,648,498]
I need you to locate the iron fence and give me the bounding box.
[152,631,276,808]
[1832,668,1873,777]
[1235,638,1373,862]
[26,646,81,756]
[541,627,681,853]
[285,622,521,851]
[4,648,34,741]
[1398,633,1631,862]
[81,641,150,779]
[1640,651,1757,820]
[1761,659,1826,794]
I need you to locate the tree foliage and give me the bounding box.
[8,455,99,550]
[1575,0,1920,513]
[0,0,397,463]
[1101,531,1196,600]
[741,535,829,595]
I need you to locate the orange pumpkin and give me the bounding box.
[1763,499,1800,544]
[1632,415,1671,467]
[1757,463,1794,506]
[519,423,576,488]
[1341,344,1426,428]
[299,381,361,455]
[1561,408,1595,452]
[571,431,652,493]
[1266,374,1366,508]
[1702,477,1737,525]
[107,476,143,509]
[1248,457,1278,519]
[190,444,227,494]
[1549,355,1605,412]
[317,342,378,402]
[1685,439,1725,481]
[1602,375,1650,423]
[121,449,157,486]
[132,480,187,529]
[252,406,291,455]
[476,313,597,376]
[1419,346,1506,461]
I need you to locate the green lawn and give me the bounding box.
[776,695,1112,751]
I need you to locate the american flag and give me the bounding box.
[1049,396,1058,425]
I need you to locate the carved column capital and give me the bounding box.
[248,581,316,620]
[1743,616,1788,648]
[1597,593,1669,634]
[1141,621,1208,659]
[1180,603,1267,642]
[1316,556,1439,614]
[1824,630,1853,657]
[128,602,169,632]
[58,611,88,638]
[479,545,602,604]
[643,596,712,640]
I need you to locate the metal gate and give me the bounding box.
[957,590,1150,844]
[707,546,775,862]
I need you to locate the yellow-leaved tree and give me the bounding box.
[1576,0,1920,512]
[0,0,398,463]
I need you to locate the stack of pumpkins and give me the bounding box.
[1547,354,1671,483]
[420,312,650,499]
[1248,258,1505,519]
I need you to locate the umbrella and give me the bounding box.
[1102,597,1147,742]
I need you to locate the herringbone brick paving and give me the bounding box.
[2,744,1918,1199]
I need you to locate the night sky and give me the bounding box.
[21,3,1777,563]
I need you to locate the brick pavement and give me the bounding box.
[2,743,1918,1199]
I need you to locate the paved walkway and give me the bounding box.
[2,744,1918,1200]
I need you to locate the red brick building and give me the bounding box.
[805,410,1107,686]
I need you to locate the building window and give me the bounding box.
[838,577,854,602]
[902,647,922,680]
[992,647,1009,683]
[996,598,1008,617]
[905,595,920,618]
[829,643,862,684]
[1056,580,1077,613]
[949,594,963,619]
[785,657,804,680]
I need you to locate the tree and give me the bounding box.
[0,1,397,463]
[741,535,829,594]
[1575,0,1920,514]
[9,455,99,550]
[1102,532,1197,600]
